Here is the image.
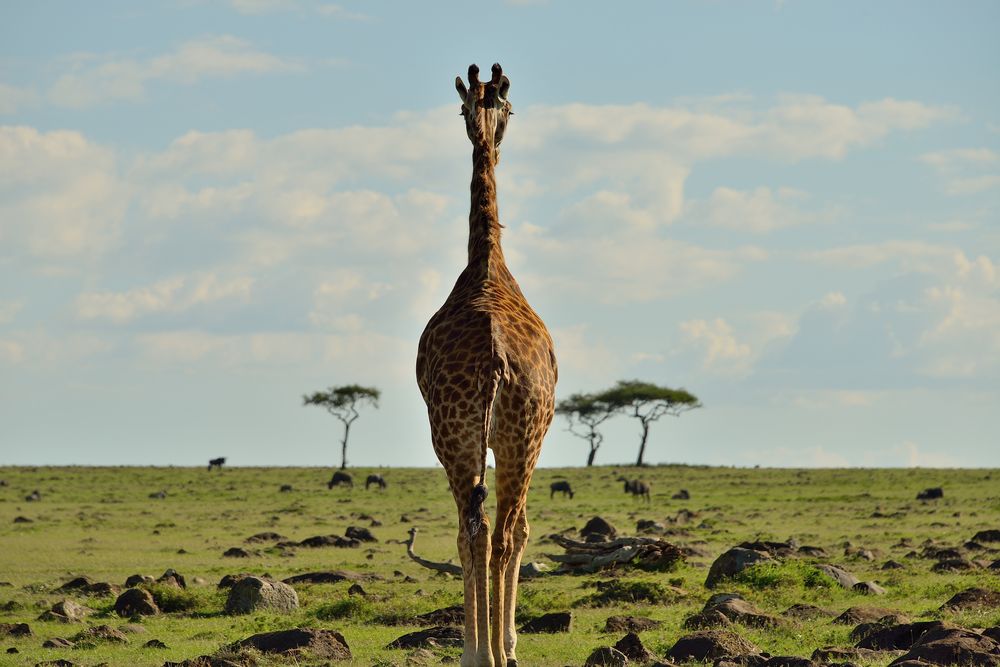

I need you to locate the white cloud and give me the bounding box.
[804,241,997,284]
[920,147,1000,196]
[225,0,370,18]
[818,291,847,308]
[690,185,828,233]
[48,36,301,108]
[0,126,126,259]
[75,273,253,323]
[789,389,884,409]
[894,440,966,468]
[0,83,39,115]
[679,318,753,376]
[0,300,23,324]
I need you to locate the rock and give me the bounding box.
[162,657,244,667]
[581,516,617,540]
[414,605,464,626]
[222,547,253,558]
[916,487,943,500]
[781,604,834,620]
[696,593,780,628]
[814,564,860,589]
[971,529,1000,543]
[762,657,817,667]
[149,490,167,499]
[345,526,377,542]
[13,516,33,523]
[519,612,572,633]
[614,632,654,662]
[833,606,902,625]
[738,540,798,558]
[666,630,760,662]
[83,582,120,597]
[114,588,159,617]
[705,547,773,588]
[584,646,630,666]
[37,600,92,623]
[298,535,360,548]
[157,569,186,588]
[25,490,41,502]
[811,646,887,663]
[224,576,298,615]
[228,627,351,660]
[853,581,886,595]
[849,614,912,642]
[882,560,905,570]
[55,577,93,593]
[796,545,828,558]
[856,620,952,650]
[889,626,1000,666]
[279,484,293,492]
[932,557,978,572]
[35,660,77,667]
[73,624,128,643]
[282,570,375,584]
[672,489,691,500]
[0,623,31,637]
[387,626,463,649]
[244,532,285,543]
[42,637,75,648]
[124,574,154,588]
[347,583,366,596]
[682,609,731,630]
[144,639,168,648]
[636,519,666,534]
[603,616,663,633]
[940,587,1000,611]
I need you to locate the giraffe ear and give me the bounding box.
[455,77,468,104]
[498,75,510,101]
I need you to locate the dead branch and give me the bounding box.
[404,528,548,578]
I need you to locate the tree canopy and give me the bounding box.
[555,392,617,467]
[598,380,701,466]
[303,384,380,469]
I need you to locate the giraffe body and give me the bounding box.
[416,63,557,667]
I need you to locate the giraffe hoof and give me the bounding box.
[507,660,518,667]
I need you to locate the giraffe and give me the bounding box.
[416,63,557,667]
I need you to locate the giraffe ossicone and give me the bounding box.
[416,63,557,667]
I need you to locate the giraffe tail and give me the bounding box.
[466,355,507,539]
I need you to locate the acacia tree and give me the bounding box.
[555,392,617,466]
[303,384,380,470]
[600,380,700,467]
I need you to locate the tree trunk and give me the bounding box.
[586,446,597,467]
[340,422,351,469]
[635,419,650,466]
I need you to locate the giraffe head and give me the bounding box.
[455,63,512,162]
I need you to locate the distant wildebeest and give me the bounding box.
[279,484,293,493]
[917,487,943,500]
[25,489,41,502]
[672,488,690,500]
[208,457,226,471]
[365,474,387,490]
[618,477,651,503]
[327,471,353,489]
[550,480,574,499]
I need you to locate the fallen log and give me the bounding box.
[545,534,684,573]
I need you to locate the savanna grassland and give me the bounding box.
[1,465,998,666]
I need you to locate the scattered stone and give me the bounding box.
[144,639,168,648]
[585,646,629,666]
[347,583,366,596]
[42,637,75,648]
[932,557,978,572]
[37,600,92,623]
[414,605,464,626]
[853,581,886,596]
[682,609,731,630]
[227,627,351,660]
[614,632,653,662]
[694,593,780,628]
[387,626,463,649]
[738,540,798,558]
[636,519,667,534]
[672,489,690,500]
[222,547,253,558]
[889,626,1000,665]
[244,532,285,543]
[781,604,834,620]
[814,564,860,589]
[971,529,1000,543]
[114,588,159,617]
[855,620,952,650]
[940,587,1000,611]
[55,577,93,593]
[519,612,572,633]
[0,623,31,637]
[73,624,128,643]
[13,516,33,523]
[157,569,186,589]
[705,547,773,588]
[217,573,254,589]
[811,646,887,663]
[345,526,377,542]
[282,570,374,585]
[833,607,902,625]
[849,614,912,642]
[916,487,943,500]
[25,490,41,502]
[603,616,663,633]
[162,656,242,667]
[148,490,167,499]
[298,535,360,548]
[279,484,293,492]
[35,660,77,667]
[224,576,298,615]
[666,630,760,662]
[124,574,154,588]
[581,516,617,540]
[882,560,905,570]
[6,647,16,654]
[797,545,828,558]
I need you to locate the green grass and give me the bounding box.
[0,465,998,666]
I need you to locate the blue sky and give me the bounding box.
[1,1,998,468]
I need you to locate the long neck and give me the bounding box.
[467,132,504,269]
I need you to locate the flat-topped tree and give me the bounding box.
[303,384,380,469]
[600,380,700,466]
[556,392,616,467]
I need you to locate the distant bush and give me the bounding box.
[145,583,203,613]
[316,596,376,622]
[735,561,821,589]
